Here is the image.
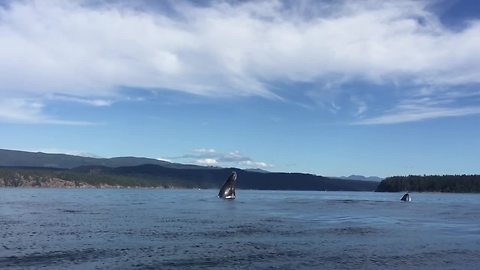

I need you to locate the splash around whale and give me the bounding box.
[218,171,237,199]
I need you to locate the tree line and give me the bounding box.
[376,175,480,193]
[0,165,379,191]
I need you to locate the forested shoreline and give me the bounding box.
[376,175,480,193]
[0,166,378,191]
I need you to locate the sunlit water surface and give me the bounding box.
[1,189,479,269]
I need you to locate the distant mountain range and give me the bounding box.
[0,149,204,170]
[0,149,379,191]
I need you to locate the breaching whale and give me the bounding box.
[218,171,237,199]
[400,193,411,202]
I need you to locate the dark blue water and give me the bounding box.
[1,189,479,269]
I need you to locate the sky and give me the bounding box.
[0,0,479,177]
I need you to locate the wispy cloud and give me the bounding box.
[354,85,480,124]
[47,94,114,107]
[355,106,480,125]
[0,98,94,125]
[174,148,273,169]
[0,0,479,123]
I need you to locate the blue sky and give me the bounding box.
[0,0,479,177]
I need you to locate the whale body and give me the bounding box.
[218,172,237,199]
[400,193,411,202]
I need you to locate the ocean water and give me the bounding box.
[0,189,479,269]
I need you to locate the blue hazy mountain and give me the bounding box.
[0,149,205,170]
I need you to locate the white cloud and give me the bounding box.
[355,93,480,125]
[176,148,273,169]
[0,0,479,123]
[47,95,113,107]
[219,150,250,163]
[350,96,368,116]
[193,148,217,154]
[240,160,274,169]
[355,106,480,125]
[0,98,93,125]
[354,85,480,124]
[196,158,218,166]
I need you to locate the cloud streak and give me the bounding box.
[0,98,94,125]
[0,0,479,123]
[355,106,480,125]
[354,89,480,124]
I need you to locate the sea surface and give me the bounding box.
[0,189,479,269]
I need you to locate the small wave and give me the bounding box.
[0,248,119,268]
[58,209,83,214]
[329,226,380,236]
